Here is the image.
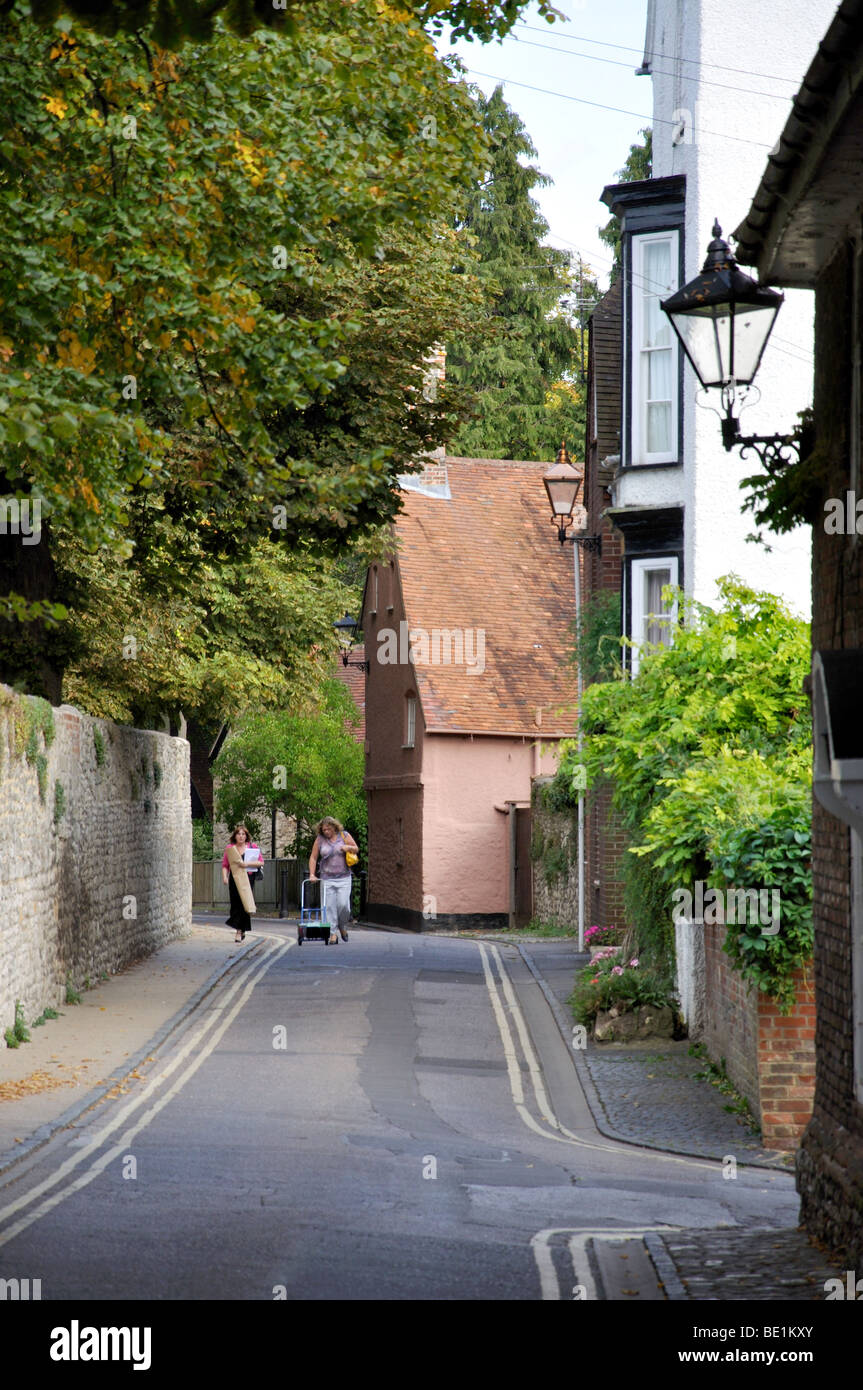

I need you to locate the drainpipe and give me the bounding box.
[573,540,585,954]
[508,801,517,930]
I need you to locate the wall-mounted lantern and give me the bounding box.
[334,614,370,673]
[542,441,601,552]
[661,222,812,470]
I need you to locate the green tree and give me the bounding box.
[447,85,596,461]
[599,127,653,282]
[0,2,487,699]
[57,532,357,727]
[17,0,563,46]
[53,217,485,727]
[213,678,365,863]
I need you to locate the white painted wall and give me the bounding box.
[617,0,837,620]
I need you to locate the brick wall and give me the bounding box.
[703,920,762,1119]
[702,921,815,1149]
[0,686,191,1032]
[758,968,816,1147]
[585,784,627,930]
[796,240,863,1268]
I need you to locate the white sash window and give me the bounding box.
[630,557,679,673]
[632,231,679,464]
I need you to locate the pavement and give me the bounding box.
[0,918,847,1301]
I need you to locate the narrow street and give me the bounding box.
[0,930,798,1301]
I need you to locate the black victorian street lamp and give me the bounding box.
[542,441,602,551]
[661,221,813,471]
[333,613,370,672]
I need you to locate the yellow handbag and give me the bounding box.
[345,850,359,867]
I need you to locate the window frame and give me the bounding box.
[629,555,679,674]
[404,694,417,749]
[630,229,680,466]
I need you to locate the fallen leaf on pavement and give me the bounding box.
[0,1071,78,1102]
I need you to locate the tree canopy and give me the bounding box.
[446,85,598,462]
[13,0,565,46]
[599,127,653,282]
[0,0,489,710]
[213,677,366,861]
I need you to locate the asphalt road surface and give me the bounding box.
[0,928,799,1301]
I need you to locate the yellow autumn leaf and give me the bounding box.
[236,315,255,333]
[44,95,68,120]
[157,332,173,348]
[56,332,96,376]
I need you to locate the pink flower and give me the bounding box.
[629,958,639,968]
[611,965,624,976]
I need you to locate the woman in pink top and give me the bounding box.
[221,824,263,942]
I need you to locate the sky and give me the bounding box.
[436,0,654,290]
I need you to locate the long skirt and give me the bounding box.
[226,872,254,936]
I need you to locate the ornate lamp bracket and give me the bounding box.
[722,409,814,475]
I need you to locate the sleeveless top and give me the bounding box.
[317,833,350,878]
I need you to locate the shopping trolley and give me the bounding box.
[297,877,332,946]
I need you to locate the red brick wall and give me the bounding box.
[758,968,816,1148]
[703,920,761,1119]
[703,921,815,1149]
[362,554,424,922]
[585,783,626,929]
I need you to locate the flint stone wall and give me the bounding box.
[0,686,191,1032]
[531,780,579,929]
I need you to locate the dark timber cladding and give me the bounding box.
[583,279,626,930]
[601,175,685,471]
[734,0,863,1270]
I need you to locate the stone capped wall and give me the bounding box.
[0,686,191,1032]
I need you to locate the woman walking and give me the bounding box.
[222,824,263,943]
[309,817,358,945]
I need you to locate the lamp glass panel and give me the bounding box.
[729,303,780,383]
[672,309,729,387]
[544,475,579,516]
[672,301,779,387]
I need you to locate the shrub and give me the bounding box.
[192,818,214,860]
[583,923,624,950]
[570,954,674,1027]
[712,795,812,1013]
[558,577,812,1004]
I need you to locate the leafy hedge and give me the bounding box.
[557,577,813,1012]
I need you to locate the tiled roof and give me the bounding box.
[333,646,366,742]
[395,457,579,736]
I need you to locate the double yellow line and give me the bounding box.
[0,938,294,1249]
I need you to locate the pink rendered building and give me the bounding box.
[360,455,579,931]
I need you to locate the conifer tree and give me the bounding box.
[447,86,597,462]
